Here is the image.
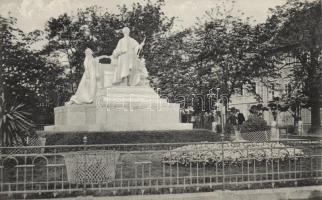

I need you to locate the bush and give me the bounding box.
[286,125,296,134]
[224,123,235,135]
[240,114,270,133]
[278,125,297,135]
[215,124,222,133]
[42,130,223,145]
[215,123,234,140]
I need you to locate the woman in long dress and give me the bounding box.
[66,48,108,105]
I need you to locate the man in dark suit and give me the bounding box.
[237,109,245,125]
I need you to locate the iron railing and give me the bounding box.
[0,139,321,199]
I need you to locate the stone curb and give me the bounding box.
[29,185,322,200]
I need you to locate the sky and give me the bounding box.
[0,0,287,33]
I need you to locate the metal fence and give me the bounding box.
[0,139,321,199]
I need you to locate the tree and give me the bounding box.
[0,15,63,124]
[264,0,322,133]
[183,1,279,113]
[0,16,41,145]
[148,30,197,103]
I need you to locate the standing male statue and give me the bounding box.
[112,27,145,86]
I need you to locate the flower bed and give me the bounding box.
[162,142,304,166]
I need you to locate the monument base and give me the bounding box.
[45,123,192,132]
[45,86,192,132]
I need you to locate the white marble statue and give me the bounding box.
[129,57,149,86]
[112,27,145,86]
[66,48,109,105]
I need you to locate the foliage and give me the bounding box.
[0,100,34,146]
[0,15,64,124]
[267,97,289,121]
[240,114,270,133]
[264,0,322,132]
[249,104,269,116]
[285,125,296,135]
[224,123,235,134]
[215,123,235,141]
[148,30,195,102]
[150,0,280,113]
[189,2,279,102]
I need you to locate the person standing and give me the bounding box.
[112,27,144,86]
[237,109,245,125]
[228,111,237,126]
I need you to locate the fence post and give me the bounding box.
[270,144,275,188]
[221,134,225,191]
[82,136,87,196]
[212,122,217,133]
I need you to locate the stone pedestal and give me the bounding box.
[234,130,241,141]
[212,122,217,133]
[298,120,303,136]
[271,121,279,140]
[45,86,192,132]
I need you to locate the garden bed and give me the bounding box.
[162,142,305,166]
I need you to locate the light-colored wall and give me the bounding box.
[230,94,257,120]
[301,108,322,132]
[230,81,294,126]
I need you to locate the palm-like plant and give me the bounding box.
[0,99,34,146]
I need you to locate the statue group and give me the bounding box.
[66,27,148,105]
[45,26,192,132]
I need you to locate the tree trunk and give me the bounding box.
[310,90,321,134]
[309,50,321,134]
[0,92,3,146]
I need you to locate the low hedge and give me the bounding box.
[240,115,270,133]
[41,129,222,145]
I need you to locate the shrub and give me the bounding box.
[286,125,296,134]
[43,129,223,145]
[0,102,34,146]
[215,124,222,133]
[240,114,270,133]
[215,123,234,140]
[224,123,235,134]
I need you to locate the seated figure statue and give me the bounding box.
[66,48,109,105]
